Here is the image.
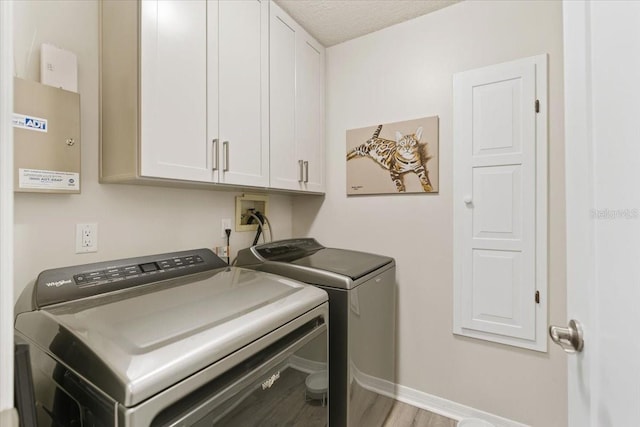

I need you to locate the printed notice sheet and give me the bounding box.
[19,168,79,191]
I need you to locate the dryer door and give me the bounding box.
[150,314,328,427]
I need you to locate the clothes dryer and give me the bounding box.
[15,248,328,426]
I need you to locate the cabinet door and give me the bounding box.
[269,2,325,192]
[296,35,324,192]
[207,0,219,182]
[140,0,212,182]
[217,0,269,187]
[269,4,300,190]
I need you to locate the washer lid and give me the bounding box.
[239,239,394,287]
[15,267,327,407]
[289,248,392,280]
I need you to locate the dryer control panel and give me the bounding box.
[34,248,226,308]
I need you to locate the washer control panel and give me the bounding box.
[254,238,324,262]
[35,249,225,307]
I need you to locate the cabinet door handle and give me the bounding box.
[212,139,219,171]
[223,141,229,172]
[298,160,304,182]
[304,161,309,183]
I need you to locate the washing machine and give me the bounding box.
[237,238,396,427]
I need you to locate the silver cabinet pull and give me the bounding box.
[549,319,584,353]
[223,141,229,172]
[212,139,219,171]
[303,161,309,183]
[298,160,304,183]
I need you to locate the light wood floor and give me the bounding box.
[351,379,457,427]
[382,401,457,427]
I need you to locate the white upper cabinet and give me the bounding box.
[214,0,270,187]
[101,0,321,193]
[269,6,297,190]
[139,0,211,182]
[101,0,269,187]
[269,2,325,192]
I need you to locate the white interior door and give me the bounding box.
[563,1,640,425]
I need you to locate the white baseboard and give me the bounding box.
[351,364,529,427]
[288,355,327,374]
[0,408,19,427]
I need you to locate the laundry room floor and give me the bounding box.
[351,382,457,426]
[382,401,457,427]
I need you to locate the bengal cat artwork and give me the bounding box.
[346,124,433,192]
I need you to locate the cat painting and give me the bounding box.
[346,124,433,192]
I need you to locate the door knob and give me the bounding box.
[463,195,473,204]
[549,319,584,353]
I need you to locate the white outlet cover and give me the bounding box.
[76,223,98,253]
[221,218,232,238]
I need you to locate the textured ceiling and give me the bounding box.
[274,0,462,47]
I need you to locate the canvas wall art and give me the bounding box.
[346,116,439,195]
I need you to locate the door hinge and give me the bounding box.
[535,290,540,304]
[535,99,540,113]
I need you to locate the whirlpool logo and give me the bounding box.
[261,371,280,390]
[45,279,72,288]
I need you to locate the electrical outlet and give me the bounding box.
[76,223,98,253]
[216,246,229,258]
[221,218,232,238]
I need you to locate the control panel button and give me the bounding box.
[85,271,107,283]
[158,260,174,269]
[86,275,107,285]
[87,270,104,279]
[122,266,141,276]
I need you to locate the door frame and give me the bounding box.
[563,1,597,425]
[0,0,15,417]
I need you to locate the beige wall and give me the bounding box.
[12,0,293,299]
[13,1,567,425]
[293,1,567,425]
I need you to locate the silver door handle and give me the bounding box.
[223,141,229,172]
[549,319,584,353]
[303,161,309,183]
[298,160,304,183]
[212,139,219,171]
